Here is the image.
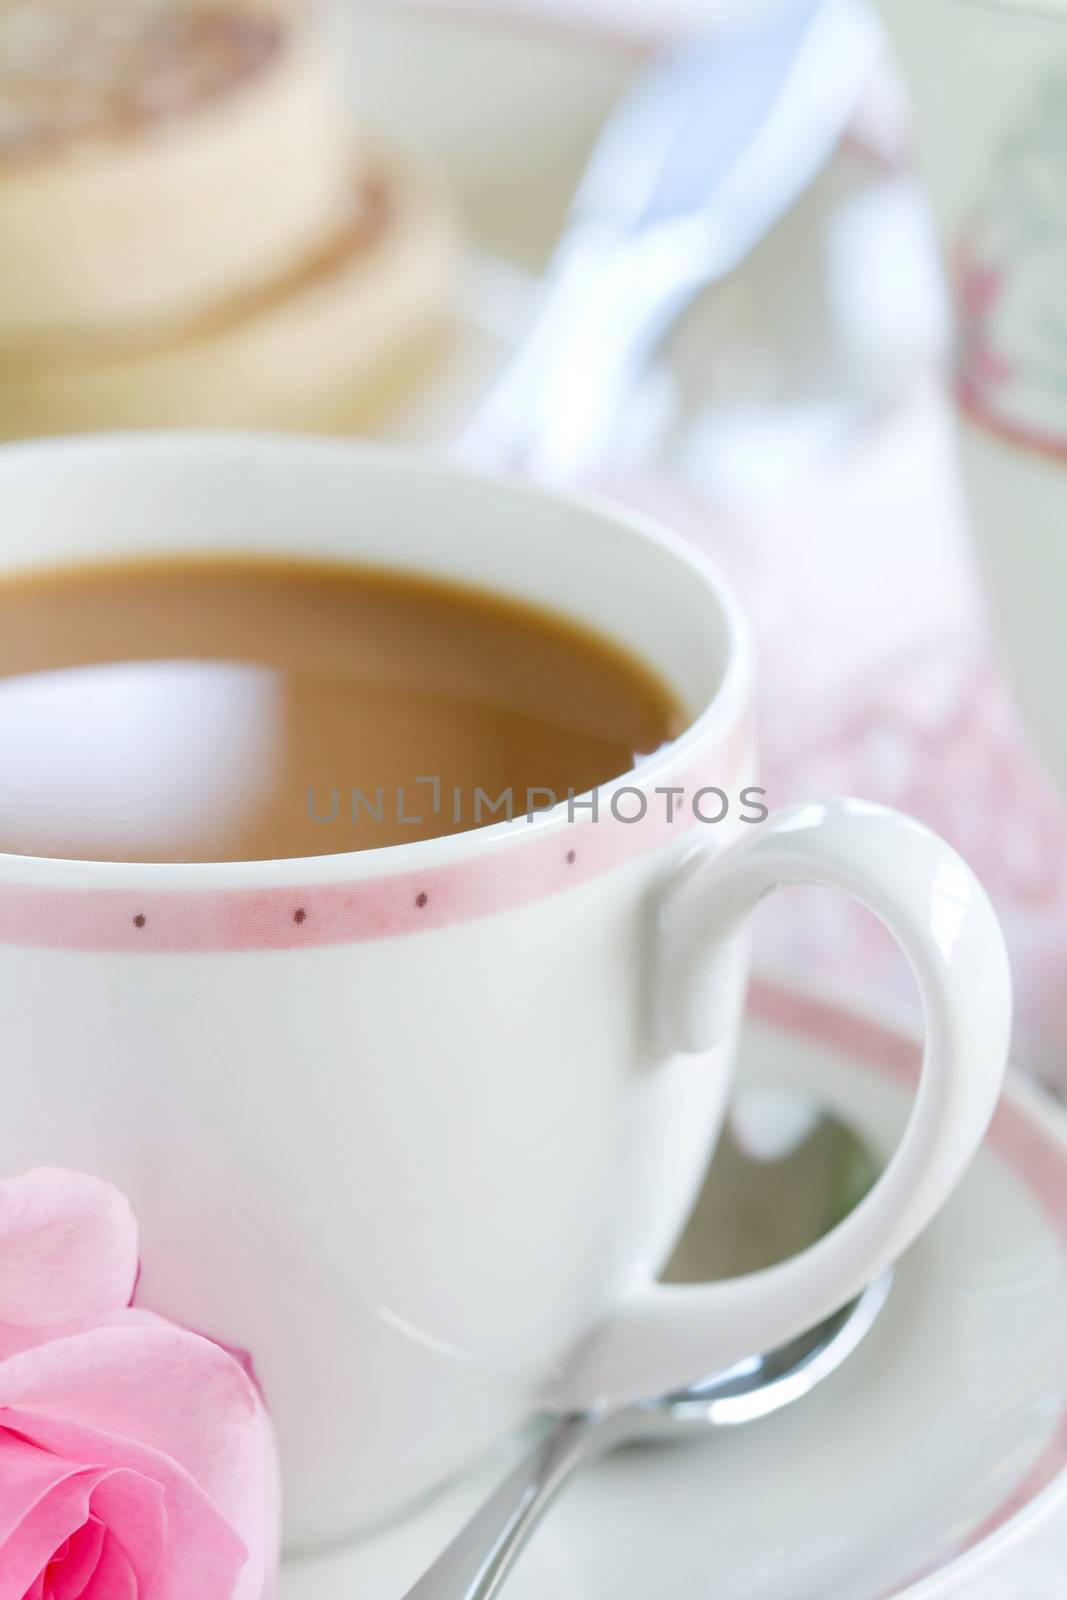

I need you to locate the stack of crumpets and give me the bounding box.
[0,0,457,436]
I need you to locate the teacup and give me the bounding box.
[0,433,1010,1551]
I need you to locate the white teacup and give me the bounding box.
[0,434,1010,1551]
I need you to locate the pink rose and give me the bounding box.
[0,1169,279,1599]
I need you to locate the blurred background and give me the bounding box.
[3,0,1066,1081]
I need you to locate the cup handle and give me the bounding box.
[553,799,1011,1411]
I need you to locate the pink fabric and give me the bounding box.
[616,378,1067,1085]
[0,1170,279,1600]
[0,1170,137,1330]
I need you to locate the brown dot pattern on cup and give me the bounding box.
[132,913,146,928]
[566,849,577,864]
[293,907,307,925]
[415,892,428,909]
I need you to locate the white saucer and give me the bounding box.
[281,981,1067,1599]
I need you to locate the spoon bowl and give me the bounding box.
[628,1272,891,1439]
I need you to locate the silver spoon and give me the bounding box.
[403,1082,890,1600]
[453,0,885,482]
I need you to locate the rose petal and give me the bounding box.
[0,1321,256,1485]
[0,1429,83,1549]
[78,1469,167,1592]
[0,1318,279,1598]
[0,1305,156,1367]
[0,1435,168,1600]
[0,1432,104,1600]
[3,1411,247,1600]
[49,1515,105,1600]
[0,1468,165,1600]
[0,1170,137,1329]
[81,1525,139,1600]
[0,1317,277,1597]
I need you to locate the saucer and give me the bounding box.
[281,981,1067,1599]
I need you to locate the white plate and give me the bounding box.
[281,980,1067,1599]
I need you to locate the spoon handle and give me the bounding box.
[402,1413,603,1600]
